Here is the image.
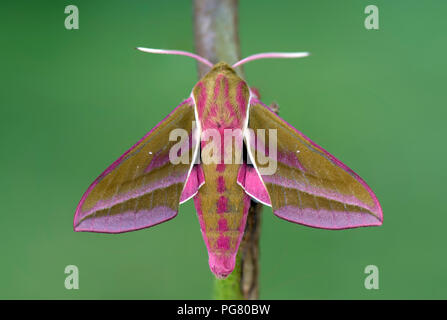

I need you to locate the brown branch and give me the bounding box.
[194,0,242,77]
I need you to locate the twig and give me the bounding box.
[193,0,242,77]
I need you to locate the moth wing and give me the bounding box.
[245,100,383,229]
[74,98,199,233]
[179,164,205,204]
[237,163,271,206]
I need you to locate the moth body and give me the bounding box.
[192,63,251,278]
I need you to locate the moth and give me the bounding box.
[74,48,383,278]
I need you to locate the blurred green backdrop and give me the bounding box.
[1,0,446,299]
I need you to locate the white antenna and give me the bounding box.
[136,47,310,69]
[136,47,214,68]
[232,52,310,68]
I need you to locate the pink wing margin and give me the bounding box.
[246,98,383,230]
[74,98,199,233]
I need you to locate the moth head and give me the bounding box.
[210,61,236,73]
[203,62,238,79]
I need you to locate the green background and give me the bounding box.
[1,0,446,299]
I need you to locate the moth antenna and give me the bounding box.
[232,52,310,68]
[136,47,214,68]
